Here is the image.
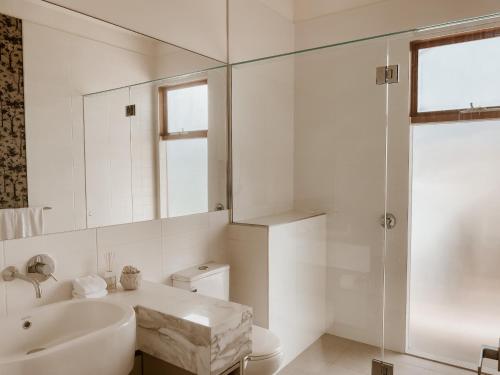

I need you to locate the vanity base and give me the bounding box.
[130,352,245,375]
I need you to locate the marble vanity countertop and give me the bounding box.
[104,281,252,375]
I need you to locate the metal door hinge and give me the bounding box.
[372,359,394,375]
[125,104,136,117]
[376,65,399,85]
[478,338,500,374]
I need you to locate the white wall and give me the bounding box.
[232,57,295,222]
[228,214,327,367]
[229,1,296,222]
[268,214,326,366]
[227,224,269,328]
[0,210,229,316]
[46,0,228,62]
[130,83,159,222]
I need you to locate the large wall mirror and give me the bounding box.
[0,0,227,240]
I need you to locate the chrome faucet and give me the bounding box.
[1,254,57,299]
[2,266,42,298]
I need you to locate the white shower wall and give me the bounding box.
[232,57,295,222]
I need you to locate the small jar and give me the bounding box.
[103,271,117,292]
[120,271,141,290]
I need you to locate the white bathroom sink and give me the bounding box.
[0,299,136,375]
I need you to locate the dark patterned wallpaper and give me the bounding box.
[0,13,27,209]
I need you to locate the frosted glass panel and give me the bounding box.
[418,36,500,112]
[409,120,500,370]
[166,138,208,217]
[167,84,208,132]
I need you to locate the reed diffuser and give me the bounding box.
[103,251,117,292]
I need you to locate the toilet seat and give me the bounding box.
[245,325,283,375]
[249,325,281,359]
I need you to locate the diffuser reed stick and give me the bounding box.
[103,251,117,292]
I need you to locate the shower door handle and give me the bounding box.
[380,213,396,230]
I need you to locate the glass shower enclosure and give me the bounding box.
[230,12,500,375]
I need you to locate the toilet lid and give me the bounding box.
[250,325,281,359]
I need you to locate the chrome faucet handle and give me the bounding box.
[33,263,58,281]
[2,266,18,281]
[26,254,56,282]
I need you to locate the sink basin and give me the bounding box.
[0,299,136,375]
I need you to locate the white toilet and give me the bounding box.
[171,263,283,375]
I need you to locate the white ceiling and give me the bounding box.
[260,0,390,22]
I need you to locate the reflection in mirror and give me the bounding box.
[84,69,227,227]
[0,0,226,240]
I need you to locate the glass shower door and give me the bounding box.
[292,38,391,374]
[231,35,391,373]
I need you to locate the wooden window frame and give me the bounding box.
[158,79,208,140]
[410,27,500,124]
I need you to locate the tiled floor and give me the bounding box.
[278,335,475,375]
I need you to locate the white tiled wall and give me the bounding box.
[228,214,327,367]
[3,229,98,313]
[231,55,295,222]
[268,215,327,366]
[227,224,269,327]
[0,210,229,316]
[163,210,230,285]
[97,220,163,283]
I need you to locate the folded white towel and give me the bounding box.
[72,275,107,296]
[72,289,108,299]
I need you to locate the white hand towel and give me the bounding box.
[72,275,107,296]
[0,209,16,240]
[72,289,108,299]
[0,207,44,240]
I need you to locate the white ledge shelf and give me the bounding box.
[233,210,326,227]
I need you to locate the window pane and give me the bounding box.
[167,84,208,132]
[409,120,500,367]
[166,138,208,217]
[418,36,500,112]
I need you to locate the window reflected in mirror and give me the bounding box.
[161,80,209,217]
